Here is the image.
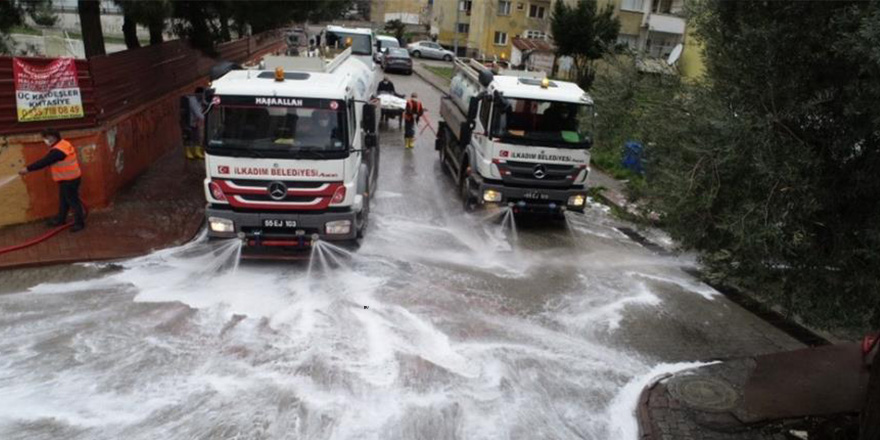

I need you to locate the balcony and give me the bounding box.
[646,13,685,34]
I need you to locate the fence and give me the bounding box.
[0,31,283,136]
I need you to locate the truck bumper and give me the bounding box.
[470,174,588,214]
[205,207,358,251]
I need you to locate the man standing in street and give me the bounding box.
[181,87,206,160]
[377,76,397,95]
[404,92,424,149]
[18,128,86,232]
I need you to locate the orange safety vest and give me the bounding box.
[404,99,423,122]
[49,140,82,182]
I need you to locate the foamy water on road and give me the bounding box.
[0,198,728,440]
[0,72,802,440]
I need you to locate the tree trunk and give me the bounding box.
[148,20,163,45]
[122,12,140,49]
[862,350,880,440]
[77,0,105,58]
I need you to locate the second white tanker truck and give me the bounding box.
[436,59,594,215]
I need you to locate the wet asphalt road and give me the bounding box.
[0,69,804,440]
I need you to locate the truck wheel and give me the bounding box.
[438,145,450,175]
[460,169,477,212]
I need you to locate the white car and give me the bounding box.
[374,35,400,63]
[407,41,455,61]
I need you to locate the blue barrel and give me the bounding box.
[621,141,645,175]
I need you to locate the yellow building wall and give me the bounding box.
[617,10,643,36]
[433,0,464,47]
[0,141,30,226]
[680,23,706,80]
[371,0,430,23]
[468,0,553,58]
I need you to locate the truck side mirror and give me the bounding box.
[467,97,479,121]
[210,61,241,81]
[361,103,377,133]
[460,122,473,145]
[478,69,494,87]
[365,133,378,148]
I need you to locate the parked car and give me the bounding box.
[382,48,413,75]
[407,41,455,61]
[374,35,400,63]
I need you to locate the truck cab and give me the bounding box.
[203,42,379,256]
[437,60,594,215]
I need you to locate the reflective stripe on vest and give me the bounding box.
[50,140,82,182]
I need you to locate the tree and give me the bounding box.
[26,0,58,27]
[116,0,171,48]
[384,19,406,44]
[77,0,105,57]
[640,0,880,334]
[0,1,23,55]
[121,10,140,49]
[550,0,620,89]
[170,0,355,54]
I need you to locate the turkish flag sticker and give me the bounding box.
[218,165,230,174]
[500,150,509,158]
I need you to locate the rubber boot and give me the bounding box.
[185,146,196,160]
[195,146,205,159]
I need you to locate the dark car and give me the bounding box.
[382,48,413,75]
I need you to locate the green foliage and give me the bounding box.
[384,19,406,44]
[424,65,453,82]
[589,56,680,187]
[550,0,620,89]
[26,0,58,27]
[159,0,354,54]
[0,1,23,55]
[643,1,880,330]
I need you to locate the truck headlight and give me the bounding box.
[208,217,234,233]
[483,189,502,203]
[325,220,352,235]
[567,194,586,207]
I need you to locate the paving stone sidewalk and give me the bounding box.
[638,344,870,440]
[0,147,206,269]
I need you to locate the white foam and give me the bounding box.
[628,271,719,300]
[606,361,717,440]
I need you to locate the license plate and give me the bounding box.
[262,219,297,228]
[523,192,549,200]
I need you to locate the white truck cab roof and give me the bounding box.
[490,76,594,105]
[211,70,349,101]
[326,25,373,36]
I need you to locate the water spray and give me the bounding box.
[0,175,18,190]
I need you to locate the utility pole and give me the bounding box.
[454,0,460,56]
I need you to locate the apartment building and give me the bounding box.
[370,0,433,25]
[375,0,703,77]
[430,0,553,58]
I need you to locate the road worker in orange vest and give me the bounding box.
[404,92,424,149]
[19,128,86,232]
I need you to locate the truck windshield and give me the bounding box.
[207,102,347,158]
[491,98,593,148]
[326,31,372,56]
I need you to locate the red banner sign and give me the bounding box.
[13,58,84,122]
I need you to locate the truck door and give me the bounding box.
[354,101,379,192]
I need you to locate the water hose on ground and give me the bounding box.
[0,204,89,257]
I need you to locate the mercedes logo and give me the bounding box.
[267,181,287,201]
[533,164,547,179]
